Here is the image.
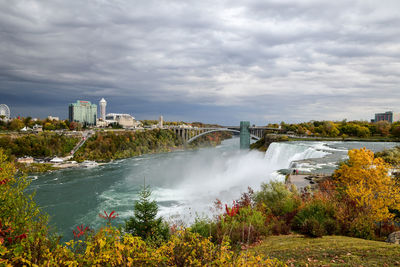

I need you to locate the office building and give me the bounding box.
[69,100,97,125]
[373,111,400,123]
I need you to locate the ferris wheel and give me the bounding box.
[0,104,10,119]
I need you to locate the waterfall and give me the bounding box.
[264,142,329,170]
[154,140,329,221]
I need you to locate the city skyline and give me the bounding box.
[1,1,400,124]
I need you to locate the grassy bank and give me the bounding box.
[251,235,400,266]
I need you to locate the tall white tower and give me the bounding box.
[99,98,107,120]
[159,115,163,128]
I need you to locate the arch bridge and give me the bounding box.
[166,121,283,149]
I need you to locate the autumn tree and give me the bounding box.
[375,121,391,136]
[323,121,340,137]
[8,119,24,131]
[334,148,400,237]
[391,124,400,138]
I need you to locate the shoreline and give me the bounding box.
[288,136,400,142]
[23,139,229,174]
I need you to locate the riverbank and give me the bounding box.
[14,129,232,173]
[288,136,400,142]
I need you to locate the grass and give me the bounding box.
[250,235,400,266]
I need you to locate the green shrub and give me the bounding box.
[348,216,376,240]
[190,217,216,239]
[270,218,291,235]
[301,218,325,238]
[293,200,337,238]
[218,206,267,246]
[254,181,300,217]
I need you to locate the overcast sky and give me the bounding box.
[0,0,399,125]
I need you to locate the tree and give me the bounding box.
[391,124,400,138]
[0,149,50,253]
[375,121,391,136]
[334,148,400,223]
[69,121,81,131]
[23,117,32,126]
[124,183,169,242]
[323,121,339,137]
[9,119,24,131]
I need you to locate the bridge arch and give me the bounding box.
[186,129,260,144]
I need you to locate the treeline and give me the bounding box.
[73,130,183,162]
[189,131,232,148]
[0,133,79,160]
[0,117,82,131]
[0,129,232,164]
[73,130,232,162]
[271,120,400,138]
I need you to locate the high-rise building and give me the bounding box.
[373,111,400,123]
[99,98,107,120]
[68,100,97,125]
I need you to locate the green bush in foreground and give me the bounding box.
[124,184,170,244]
[293,200,337,237]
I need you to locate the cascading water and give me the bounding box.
[264,142,329,170]
[142,140,330,222]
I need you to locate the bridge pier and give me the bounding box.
[240,121,250,149]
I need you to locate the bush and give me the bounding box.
[301,218,326,238]
[218,205,267,246]
[269,217,291,235]
[293,200,337,238]
[159,229,285,266]
[190,217,216,239]
[254,181,300,217]
[348,216,376,240]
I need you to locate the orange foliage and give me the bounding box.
[334,148,400,222]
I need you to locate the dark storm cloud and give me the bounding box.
[0,0,399,124]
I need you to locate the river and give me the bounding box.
[28,138,397,241]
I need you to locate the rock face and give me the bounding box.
[250,134,289,151]
[386,231,400,244]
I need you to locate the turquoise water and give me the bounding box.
[28,139,397,241]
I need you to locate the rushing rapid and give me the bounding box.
[28,138,397,241]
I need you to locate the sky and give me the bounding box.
[0,0,399,125]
